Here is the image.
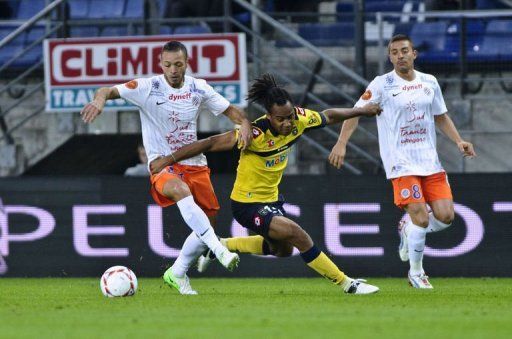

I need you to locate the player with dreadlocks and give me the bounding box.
[150,73,382,294]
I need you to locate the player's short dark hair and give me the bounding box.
[246,73,293,113]
[388,34,414,52]
[162,41,188,59]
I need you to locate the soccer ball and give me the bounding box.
[100,266,138,298]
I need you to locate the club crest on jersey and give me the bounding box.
[292,127,298,135]
[361,89,372,100]
[267,139,275,147]
[386,75,394,84]
[252,127,262,137]
[295,107,306,116]
[125,80,138,89]
[254,216,262,227]
[401,188,411,199]
[152,80,160,90]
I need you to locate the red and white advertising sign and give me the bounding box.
[44,34,248,112]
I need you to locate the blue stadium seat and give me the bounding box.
[68,0,89,19]
[156,0,167,17]
[365,1,405,22]
[410,21,449,63]
[0,25,25,45]
[234,12,251,24]
[475,0,508,9]
[17,0,45,19]
[25,25,46,44]
[124,0,144,18]
[444,20,486,58]
[17,26,46,66]
[392,22,414,36]
[101,26,129,37]
[159,25,173,35]
[335,2,353,22]
[469,20,512,64]
[0,1,18,18]
[89,0,125,19]
[298,22,354,47]
[69,26,100,38]
[0,25,26,68]
[174,24,212,35]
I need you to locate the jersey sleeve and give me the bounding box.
[197,79,230,116]
[235,125,264,150]
[431,77,448,115]
[295,107,327,131]
[115,78,150,107]
[354,77,382,108]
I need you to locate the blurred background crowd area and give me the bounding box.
[0,0,511,177]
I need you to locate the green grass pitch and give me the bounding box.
[1,278,511,339]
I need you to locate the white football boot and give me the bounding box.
[398,219,409,262]
[343,279,380,294]
[217,249,240,271]
[408,271,434,289]
[163,267,198,295]
[197,250,215,273]
[197,238,228,273]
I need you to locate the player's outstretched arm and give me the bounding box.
[149,131,238,174]
[324,103,380,169]
[435,113,476,158]
[322,103,381,125]
[80,87,120,123]
[222,105,253,150]
[328,118,358,169]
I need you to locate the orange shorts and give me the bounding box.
[150,164,220,216]
[391,171,453,209]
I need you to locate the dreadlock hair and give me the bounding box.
[246,73,293,113]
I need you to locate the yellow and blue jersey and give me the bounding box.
[231,107,327,203]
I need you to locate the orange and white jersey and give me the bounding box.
[116,75,229,168]
[355,70,447,179]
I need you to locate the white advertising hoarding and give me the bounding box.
[44,33,248,112]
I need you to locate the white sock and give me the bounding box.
[340,276,354,290]
[408,222,427,275]
[176,195,224,257]
[427,212,451,233]
[171,232,207,278]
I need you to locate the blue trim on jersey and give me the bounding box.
[300,245,321,263]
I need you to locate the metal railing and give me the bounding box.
[0,0,386,175]
[0,0,67,147]
[375,9,512,98]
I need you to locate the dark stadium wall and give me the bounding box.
[0,174,511,277]
[24,134,238,175]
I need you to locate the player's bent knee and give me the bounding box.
[274,243,294,257]
[436,212,454,225]
[409,213,429,227]
[162,178,191,201]
[417,218,429,228]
